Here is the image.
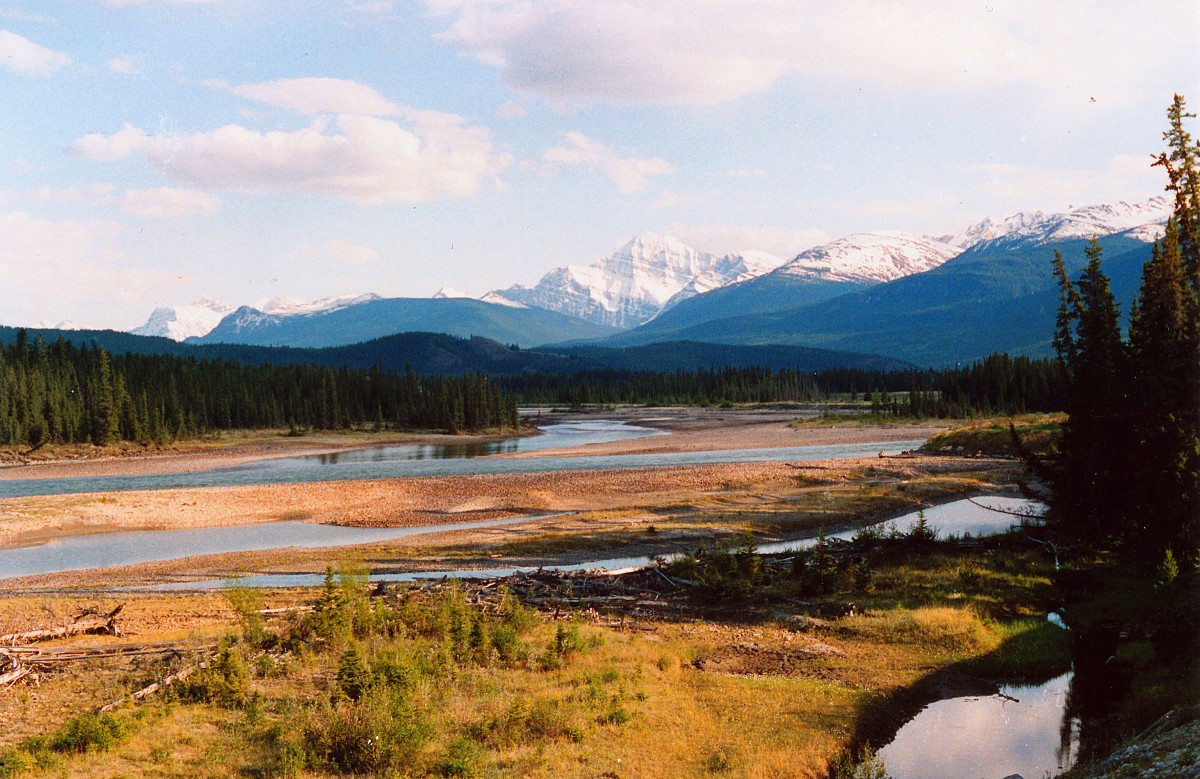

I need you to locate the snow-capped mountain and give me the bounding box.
[130,298,233,341]
[772,232,958,285]
[131,295,380,341]
[478,291,528,308]
[494,235,783,329]
[943,197,1172,250]
[660,250,785,311]
[252,293,381,316]
[32,319,81,331]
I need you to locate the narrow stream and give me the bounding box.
[100,496,1041,591]
[0,514,565,580]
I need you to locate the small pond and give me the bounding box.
[878,670,1078,779]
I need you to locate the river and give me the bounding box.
[0,420,923,499]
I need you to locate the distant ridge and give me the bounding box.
[0,327,911,376]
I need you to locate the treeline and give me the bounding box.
[0,333,518,448]
[502,354,1066,417]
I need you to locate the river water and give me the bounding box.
[0,420,923,499]
[1,496,1035,590]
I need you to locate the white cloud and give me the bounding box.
[121,187,220,217]
[0,210,174,329]
[650,189,720,210]
[14,183,218,218]
[73,111,510,204]
[667,223,829,258]
[297,239,379,265]
[858,153,1170,234]
[965,154,1167,210]
[0,29,70,75]
[542,131,672,193]
[223,77,402,117]
[428,1,1194,106]
[109,55,139,75]
[103,0,220,6]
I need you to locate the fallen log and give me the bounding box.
[98,663,204,713]
[0,605,124,645]
[0,663,36,690]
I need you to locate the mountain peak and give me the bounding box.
[130,298,234,341]
[947,196,1171,250]
[774,231,958,284]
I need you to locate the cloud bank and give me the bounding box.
[429,0,1194,105]
[74,79,511,204]
[0,30,70,76]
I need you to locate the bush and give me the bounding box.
[335,644,373,702]
[173,640,251,708]
[303,691,433,775]
[50,712,129,754]
[436,737,487,777]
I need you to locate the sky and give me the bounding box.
[1,1,1196,330]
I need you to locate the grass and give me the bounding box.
[921,414,1064,457]
[0,534,1068,778]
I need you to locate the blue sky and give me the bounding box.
[1,0,1196,329]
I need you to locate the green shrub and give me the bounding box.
[436,737,487,777]
[335,644,373,702]
[174,640,251,708]
[50,712,129,754]
[303,691,433,775]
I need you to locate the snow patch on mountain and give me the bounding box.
[772,232,958,284]
[32,319,81,331]
[131,298,233,341]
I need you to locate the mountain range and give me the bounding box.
[125,196,1172,367]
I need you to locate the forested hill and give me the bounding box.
[0,334,517,448]
[0,328,913,375]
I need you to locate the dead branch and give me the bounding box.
[0,604,125,645]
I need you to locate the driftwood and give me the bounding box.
[0,663,36,690]
[98,662,205,713]
[0,605,124,645]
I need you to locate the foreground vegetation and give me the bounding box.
[0,528,1066,778]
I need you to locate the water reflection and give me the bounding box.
[878,671,1080,779]
[0,422,923,499]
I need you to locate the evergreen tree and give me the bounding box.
[1046,96,1200,558]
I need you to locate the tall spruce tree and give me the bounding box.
[1048,96,1200,558]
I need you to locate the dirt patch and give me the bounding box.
[694,640,845,676]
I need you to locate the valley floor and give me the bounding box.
[0,412,1075,778]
